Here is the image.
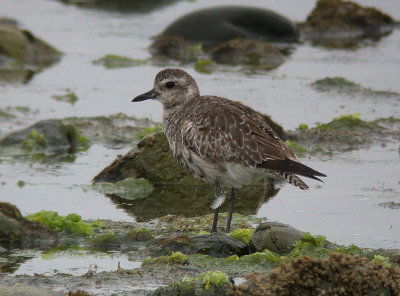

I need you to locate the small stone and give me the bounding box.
[250,222,305,254]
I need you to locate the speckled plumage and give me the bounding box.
[132,68,326,232]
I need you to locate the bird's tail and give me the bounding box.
[278,171,309,190]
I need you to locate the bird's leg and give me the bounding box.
[211,182,224,233]
[211,207,219,233]
[225,188,236,233]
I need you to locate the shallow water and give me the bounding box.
[1,0,400,276]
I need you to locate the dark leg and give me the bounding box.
[211,207,219,233]
[225,188,236,233]
[211,182,223,233]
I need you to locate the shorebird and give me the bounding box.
[132,68,326,233]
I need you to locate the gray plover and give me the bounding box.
[132,68,326,233]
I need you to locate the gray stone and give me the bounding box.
[250,221,305,254]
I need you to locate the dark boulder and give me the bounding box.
[0,202,58,249]
[162,6,298,49]
[249,222,305,255]
[298,0,397,48]
[0,18,61,83]
[0,119,89,155]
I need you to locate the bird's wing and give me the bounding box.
[181,97,326,180]
[181,97,295,167]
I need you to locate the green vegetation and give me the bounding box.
[22,129,47,151]
[289,232,330,258]
[194,59,214,74]
[17,180,25,188]
[285,140,308,156]
[296,123,309,130]
[93,54,147,69]
[182,271,231,290]
[52,91,79,105]
[142,252,188,267]
[136,124,162,139]
[126,227,154,241]
[27,211,97,236]
[93,177,154,200]
[316,113,376,130]
[227,228,253,244]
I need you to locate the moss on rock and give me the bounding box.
[229,253,400,295]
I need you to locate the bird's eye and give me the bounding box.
[166,81,175,89]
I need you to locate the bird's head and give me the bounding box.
[132,68,200,109]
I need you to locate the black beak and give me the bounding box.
[132,89,157,102]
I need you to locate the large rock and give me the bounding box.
[0,18,61,82]
[0,203,58,249]
[94,132,280,222]
[229,253,400,295]
[298,0,396,48]
[0,119,89,156]
[161,6,298,49]
[249,222,305,255]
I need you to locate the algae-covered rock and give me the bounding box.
[94,132,280,222]
[27,211,95,236]
[210,39,285,70]
[287,114,400,153]
[298,0,396,48]
[0,18,61,83]
[92,54,147,69]
[0,202,58,249]
[0,119,89,158]
[311,77,400,98]
[229,253,400,296]
[154,232,248,258]
[151,271,232,296]
[249,222,305,255]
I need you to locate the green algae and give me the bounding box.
[92,54,147,69]
[142,251,188,267]
[126,227,154,241]
[156,270,232,296]
[17,180,25,188]
[289,232,330,258]
[194,59,214,74]
[316,113,377,131]
[182,271,231,290]
[296,123,309,130]
[88,231,119,250]
[52,91,79,105]
[92,177,153,200]
[311,77,400,98]
[136,124,162,139]
[22,129,47,151]
[378,201,400,209]
[227,228,253,244]
[285,140,308,156]
[26,211,95,236]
